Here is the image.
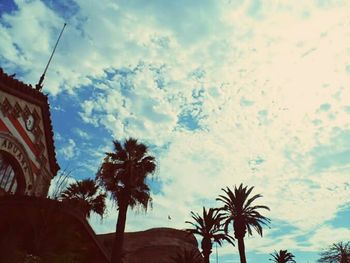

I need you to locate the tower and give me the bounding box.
[0,68,59,197]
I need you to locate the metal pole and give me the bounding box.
[36,23,67,90]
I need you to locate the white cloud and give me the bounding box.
[2,0,350,258]
[72,127,91,139]
[307,225,350,251]
[58,138,77,160]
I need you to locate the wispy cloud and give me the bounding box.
[58,138,77,160]
[2,0,350,261]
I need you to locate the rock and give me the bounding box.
[97,227,202,263]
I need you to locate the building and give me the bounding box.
[0,68,59,196]
[0,68,111,263]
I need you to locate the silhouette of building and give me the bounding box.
[0,68,59,196]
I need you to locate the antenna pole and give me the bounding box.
[36,23,67,91]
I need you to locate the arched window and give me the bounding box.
[0,152,23,195]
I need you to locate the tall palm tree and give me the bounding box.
[60,178,106,219]
[318,241,350,263]
[96,138,156,263]
[186,207,235,263]
[270,250,296,263]
[216,184,270,263]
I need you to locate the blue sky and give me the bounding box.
[1,0,350,262]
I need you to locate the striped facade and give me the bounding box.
[0,69,59,197]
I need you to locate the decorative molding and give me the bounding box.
[12,102,22,118]
[22,105,31,120]
[0,95,48,167]
[0,98,12,117]
[0,68,60,176]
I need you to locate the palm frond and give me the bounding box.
[186,206,235,256]
[270,250,296,263]
[318,241,350,263]
[60,178,106,219]
[217,184,270,239]
[96,138,156,212]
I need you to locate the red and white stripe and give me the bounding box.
[0,112,41,174]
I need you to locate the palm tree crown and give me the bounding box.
[270,250,296,263]
[217,184,270,238]
[186,207,234,263]
[96,138,156,210]
[318,241,350,263]
[60,178,106,219]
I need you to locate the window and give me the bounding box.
[0,152,19,194]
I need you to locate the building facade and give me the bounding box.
[0,68,59,197]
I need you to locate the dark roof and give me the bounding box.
[0,68,60,176]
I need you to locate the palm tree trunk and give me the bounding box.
[202,238,212,263]
[237,237,247,263]
[111,202,128,263]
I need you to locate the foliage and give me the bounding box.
[186,207,234,263]
[217,184,270,238]
[318,241,350,263]
[270,250,296,263]
[60,178,106,219]
[96,138,156,210]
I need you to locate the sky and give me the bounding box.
[1,0,350,262]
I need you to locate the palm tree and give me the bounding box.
[318,241,350,263]
[60,178,106,219]
[96,138,156,263]
[270,250,296,263]
[186,207,235,263]
[216,184,270,263]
